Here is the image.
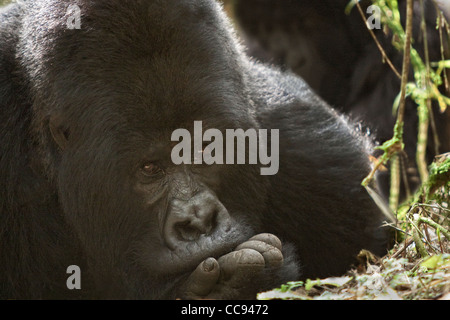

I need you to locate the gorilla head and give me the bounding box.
[30,0,269,294]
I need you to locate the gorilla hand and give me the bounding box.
[179,233,284,299]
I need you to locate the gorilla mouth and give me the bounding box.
[157,220,253,276]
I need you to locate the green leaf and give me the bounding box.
[420,255,444,270]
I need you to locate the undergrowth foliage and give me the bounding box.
[260,0,450,300]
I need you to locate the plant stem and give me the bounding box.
[418,216,450,241]
[396,0,414,126]
[412,214,429,258]
[390,154,401,211]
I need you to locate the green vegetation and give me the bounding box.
[260,0,450,300]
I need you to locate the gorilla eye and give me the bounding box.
[140,162,164,177]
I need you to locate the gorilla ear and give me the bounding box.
[49,115,70,150]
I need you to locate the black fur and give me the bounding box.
[0,0,389,299]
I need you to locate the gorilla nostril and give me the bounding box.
[205,209,218,234]
[176,222,202,242]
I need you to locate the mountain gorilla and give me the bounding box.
[233,0,450,198]
[0,0,389,299]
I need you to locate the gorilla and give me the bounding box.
[0,0,389,299]
[233,0,450,198]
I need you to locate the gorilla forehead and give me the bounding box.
[25,0,240,78]
[25,0,252,131]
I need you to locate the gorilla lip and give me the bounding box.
[156,220,252,276]
[171,121,280,176]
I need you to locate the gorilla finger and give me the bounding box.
[182,257,220,299]
[248,233,282,250]
[235,240,283,268]
[217,248,265,282]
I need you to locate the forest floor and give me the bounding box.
[258,158,450,300]
[259,243,449,300]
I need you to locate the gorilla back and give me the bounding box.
[0,0,389,299]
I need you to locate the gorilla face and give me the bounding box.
[29,0,267,288]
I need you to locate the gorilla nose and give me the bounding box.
[174,206,217,242]
[164,192,229,249]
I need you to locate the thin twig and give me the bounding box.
[400,152,412,199]
[397,0,414,126]
[354,1,402,79]
[431,0,450,90]
[418,216,450,241]
[391,237,414,258]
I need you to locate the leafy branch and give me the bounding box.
[355,0,449,211]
